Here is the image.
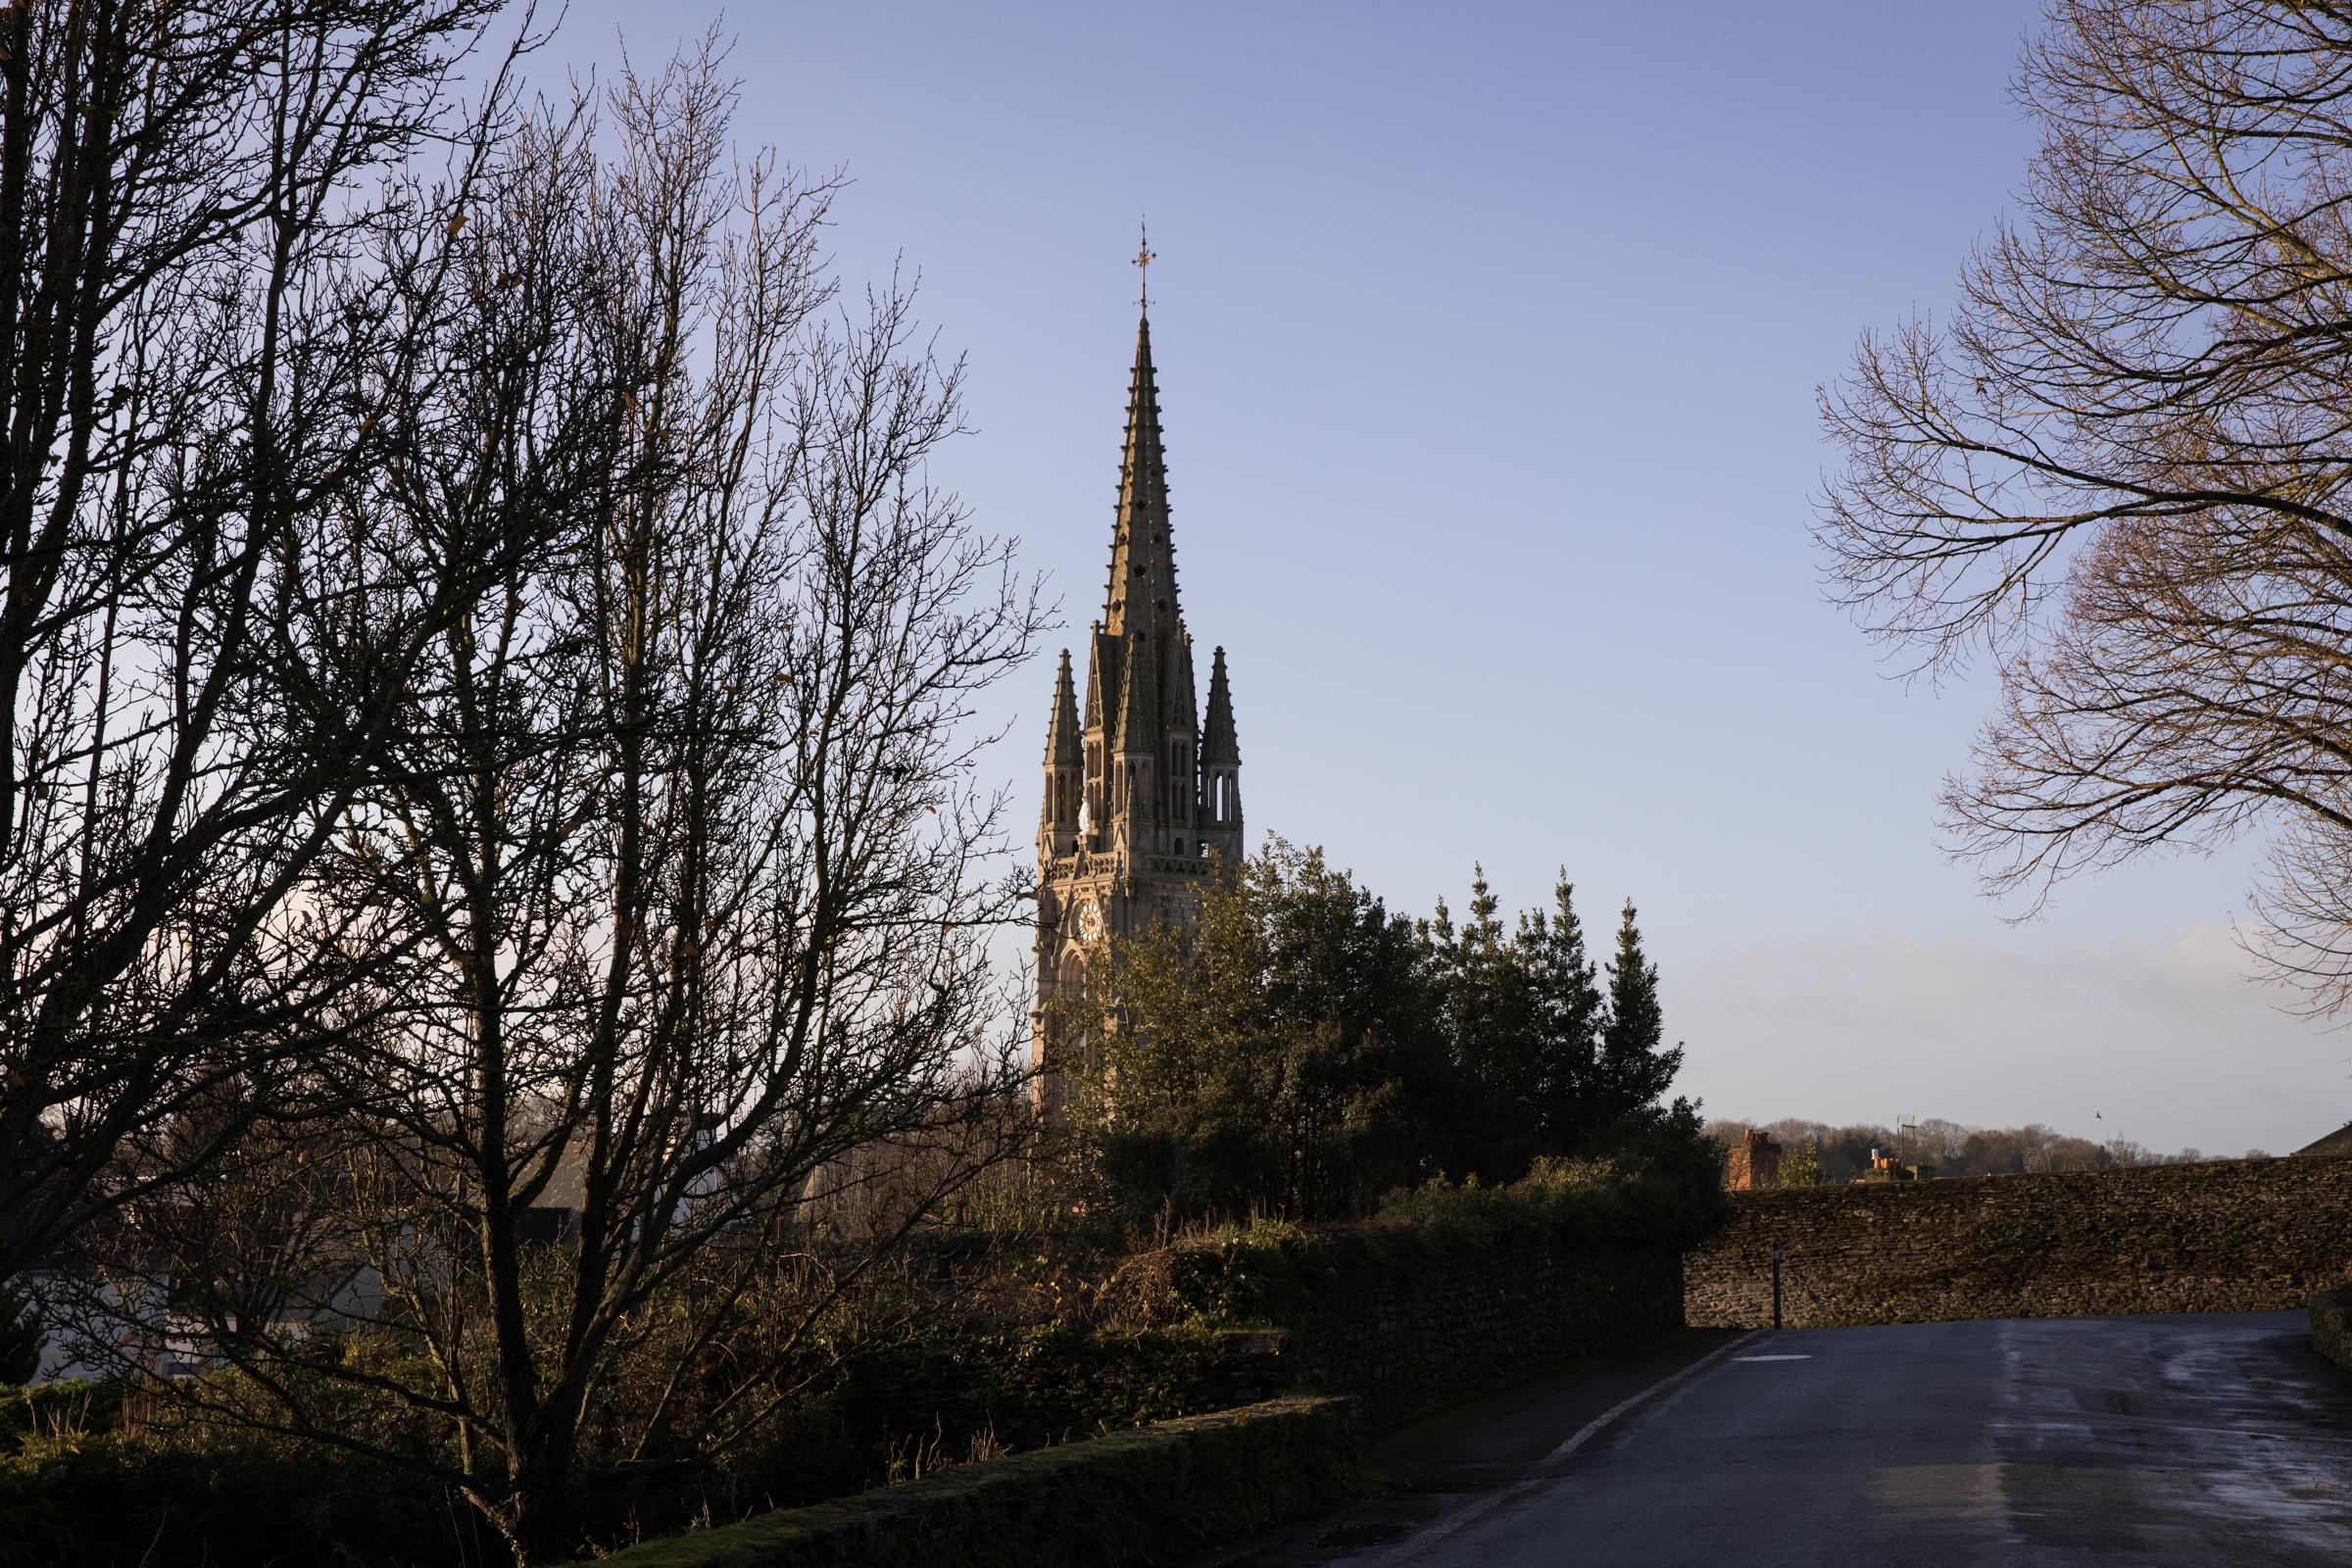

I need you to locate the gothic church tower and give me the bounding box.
[1033,307,1243,1098]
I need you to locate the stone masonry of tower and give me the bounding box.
[1033,310,1243,1102]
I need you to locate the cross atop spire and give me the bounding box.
[1133,220,1156,314]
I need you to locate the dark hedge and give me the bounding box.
[584,1395,1359,1568]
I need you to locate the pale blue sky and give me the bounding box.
[541,1,2344,1154]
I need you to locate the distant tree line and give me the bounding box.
[1050,838,1716,1224]
[1704,1116,2272,1186]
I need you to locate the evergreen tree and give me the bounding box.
[1598,900,1685,1127]
[1522,874,1606,1151]
[1424,866,1544,1175]
[1063,856,1711,1216]
[1065,837,1451,1220]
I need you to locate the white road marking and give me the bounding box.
[1363,1330,1766,1564]
[1735,1353,1812,1361]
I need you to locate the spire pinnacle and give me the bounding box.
[1102,305,1179,638]
[1043,649,1081,766]
[1202,645,1240,765]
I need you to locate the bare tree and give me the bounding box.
[1818,1,2352,1011]
[70,51,1043,1564]
[0,0,552,1286]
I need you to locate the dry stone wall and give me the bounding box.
[1686,1155,2352,1329]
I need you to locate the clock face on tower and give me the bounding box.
[1076,900,1104,945]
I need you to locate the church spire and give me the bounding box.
[1035,285,1243,1112]
[1102,312,1179,639]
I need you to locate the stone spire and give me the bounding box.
[1198,644,1242,862]
[1039,648,1083,854]
[1081,621,1105,732]
[1114,628,1158,762]
[1102,314,1179,640]
[1201,646,1240,765]
[1043,649,1081,767]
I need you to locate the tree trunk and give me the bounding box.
[503,1420,580,1568]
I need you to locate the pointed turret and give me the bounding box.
[1201,646,1240,765]
[1114,630,1158,762]
[1039,649,1084,854]
[1085,622,1116,735]
[1199,645,1243,860]
[1163,633,1199,832]
[1044,649,1081,767]
[1102,314,1180,640]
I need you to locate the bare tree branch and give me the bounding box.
[1817,0,2352,1011]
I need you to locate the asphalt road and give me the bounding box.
[1330,1313,2352,1567]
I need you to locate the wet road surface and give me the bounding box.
[1322,1313,2352,1567]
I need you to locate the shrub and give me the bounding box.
[591,1396,1361,1568]
[1376,1150,1727,1250]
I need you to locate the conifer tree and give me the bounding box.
[1066,837,1449,1220]
[1598,900,1685,1126]
[1425,866,1544,1175]
[1523,875,1606,1150]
